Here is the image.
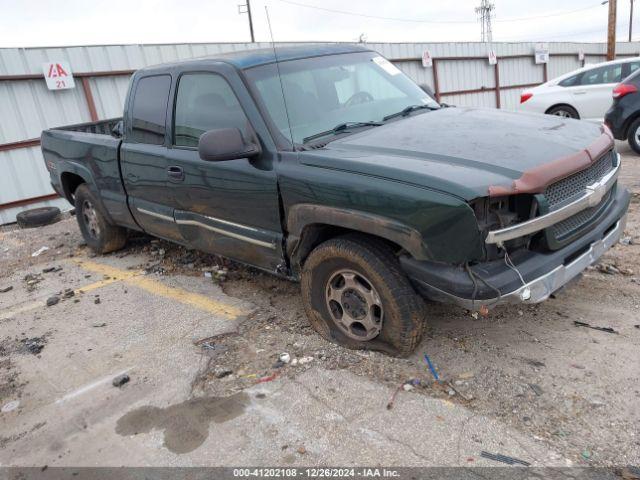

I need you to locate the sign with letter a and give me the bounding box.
[42,62,75,90]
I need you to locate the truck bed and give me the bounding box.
[41,117,135,229]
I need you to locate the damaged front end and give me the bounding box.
[400,149,630,310]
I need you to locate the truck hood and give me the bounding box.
[299,107,612,200]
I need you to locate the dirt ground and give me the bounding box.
[1,145,639,467]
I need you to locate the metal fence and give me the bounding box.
[1,40,639,224]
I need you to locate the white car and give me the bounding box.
[519,57,640,122]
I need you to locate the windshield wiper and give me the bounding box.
[382,104,439,122]
[302,121,382,144]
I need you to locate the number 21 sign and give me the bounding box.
[42,62,75,90]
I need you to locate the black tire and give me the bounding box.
[546,105,579,119]
[16,206,61,229]
[627,117,640,154]
[301,235,426,357]
[75,184,127,254]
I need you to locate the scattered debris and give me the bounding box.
[297,446,307,455]
[94,298,101,305]
[619,236,634,245]
[423,354,440,382]
[521,357,546,368]
[112,374,130,387]
[214,367,233,379]
[279,352,291,364]
[42,266,62,273]
[581,449,591,460]
[573,320,618,334]
[528,383,543,396]
[92,322,107,328]
[31,246,49,257]
[21,337,46,355]
[480,451,531,466]
[0,286,13,293]
[23,273,44,291]
[256,373,277,383]
[1,400,20,413]
[46,296,60,307]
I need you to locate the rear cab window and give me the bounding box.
[129,75,172,144]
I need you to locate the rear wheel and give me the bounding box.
[627,117,640,154]
[547,105,579,119]
[301,235,426,357]
[75,184,127,254]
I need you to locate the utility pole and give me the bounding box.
[475,0,495,42]
[607,0,617,60]
[238,0,255,43]
[630,0,634,42]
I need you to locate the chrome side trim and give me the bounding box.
[137,207,174,222]
[176,218,276,249]
[485,155,620,245]
[419,215,625,309]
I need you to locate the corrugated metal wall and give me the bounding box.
[1,40,639,224]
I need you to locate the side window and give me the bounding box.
[130,75,171,145]
[579,65,622,85]
[629,61,640,75]
[559,74,580,87]
[174,73,250,148]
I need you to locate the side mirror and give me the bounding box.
[419,84,436,99]
[198,128,261,161]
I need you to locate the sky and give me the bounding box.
[0,0,636,48]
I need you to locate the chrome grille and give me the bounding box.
[549,190,612,239]
[544,152,614,210]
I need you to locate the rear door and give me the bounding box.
[165,64,286,272]
[120,74,183,242]
[572,63,623,121]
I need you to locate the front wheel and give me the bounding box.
[301,235,426,357]
[75,184,127,254]
[627,117,640,154]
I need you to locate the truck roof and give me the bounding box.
[137,43,372,73]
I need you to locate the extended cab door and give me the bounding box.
[120,73,183,243]
[165,64,286,272]
[570,63,623,121]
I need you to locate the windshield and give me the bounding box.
[244,51,439,145]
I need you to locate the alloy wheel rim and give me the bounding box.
[325,269,383,341]
[82,199,100,239]
[553,110,571,118]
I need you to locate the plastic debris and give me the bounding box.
[1,400,20,413]
[423,354,440,382]
[573,320,618,334]
[480,451,531,466]
[31,246,50,257]
[0,286,13,293]
[112,374,130,387]
[279,352,291,364]
[581,450,591,460]
[256,373,277,384]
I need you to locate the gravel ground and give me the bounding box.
[1,154,639,467]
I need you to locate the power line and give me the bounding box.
[275,0,603,25]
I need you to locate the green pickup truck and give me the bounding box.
[42,44,629,356]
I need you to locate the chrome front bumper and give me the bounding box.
[486,154,620,246]
[454,215,625,308]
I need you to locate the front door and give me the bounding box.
[121,74,183,243]
[165,67,286,272]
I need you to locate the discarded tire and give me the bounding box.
[16,206,61,229]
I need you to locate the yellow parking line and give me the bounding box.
[76,260,244,319]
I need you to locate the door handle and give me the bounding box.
[167,165,184,181]
[573,90,587,95]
